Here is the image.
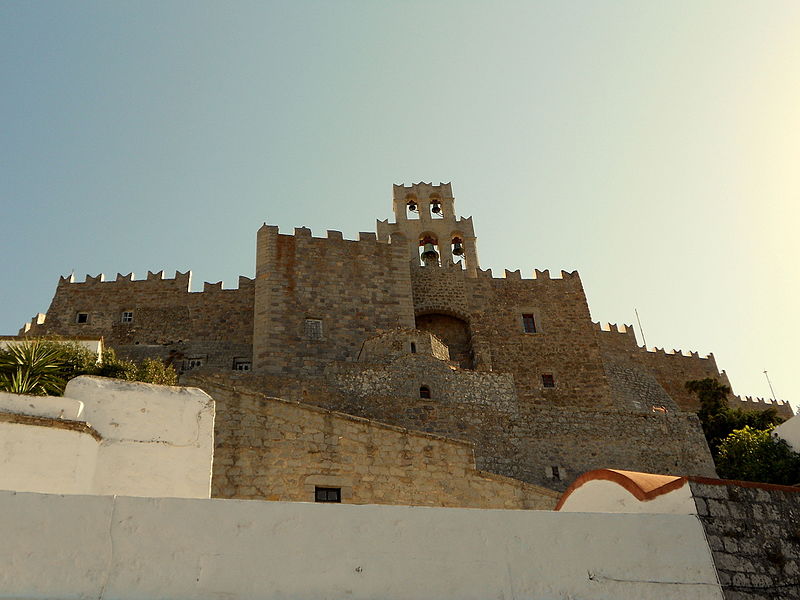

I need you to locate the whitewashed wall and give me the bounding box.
[0,489,723,600]
[559,479,697,514]
[774,414,800,452]
[0,376,215,498]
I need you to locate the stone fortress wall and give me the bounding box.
[22,270,254,372]
[596,322,793,418]
[253,225,416,375]
[18,182,791,498]
[192,374,557,509]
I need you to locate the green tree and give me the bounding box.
[716,425,800,485]
[0,340,177,395]
[686,378,783,455]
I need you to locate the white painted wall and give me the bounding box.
[559,479,698,514]
[0,376,215,498]
[0,391,84,420]
[65,377,216,498]
[0,489,723,600]
[0,422,98,494]
[774,415,800,452]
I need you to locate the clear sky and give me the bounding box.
[2,1,798,411]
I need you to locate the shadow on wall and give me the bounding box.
[415,313,473,369]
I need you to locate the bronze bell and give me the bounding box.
[452,240,464,256]
[421,243,439,261]
[408,201,418,212]
[431,202,441,214]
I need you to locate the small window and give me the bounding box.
[522,314,536,333]
[410,342,417,354]
[305,318,323,340]
[542,374,555,388]
[315,487,341,503]
[76,312,89,324]
[419,385,431,399]
[551,466,561,481]
[233,358,251,371]
[186,357,204,370]
[121,311,134,323]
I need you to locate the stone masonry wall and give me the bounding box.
[190,376,558,510]
[595,325,793,418]
[253,227,416,375]
[27,272,254,371]
[690,479,800,599]
[189,369,717,493]
[411,265,616,409]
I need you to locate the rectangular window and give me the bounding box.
[315,487,341,503]
[121,311,133,323]
[522,314,536,333]
[186,357,204,370]
[76,312,89,324]
[233,358,251,371]
[542,374,555,388]
[305,318,323,340]
[551,466,561,481]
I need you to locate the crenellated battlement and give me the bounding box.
[258,223,399,248]
[476,267,581,281]
[643,346,709,359]
[58,270,192,290]
[730,394,794,417]
[54,270,256,293]
[594,322,635,335]
[392,181,454,200]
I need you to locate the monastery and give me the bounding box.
[19,182,791,497]
[4,182,799,599]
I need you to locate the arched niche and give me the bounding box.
[415,312,473,369]
[418,232,440,266]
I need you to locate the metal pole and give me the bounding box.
[763,370,777,401]
[634,308,647,349]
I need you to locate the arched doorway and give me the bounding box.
[415,313,473,369]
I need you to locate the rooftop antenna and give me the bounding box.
[634,308,647,349]
[763,370,777,401]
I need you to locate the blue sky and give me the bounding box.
[2,1,799,411]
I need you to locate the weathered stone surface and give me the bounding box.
[690,480,800,600]
[195,376,558,509]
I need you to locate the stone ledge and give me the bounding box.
[0,410,102,441]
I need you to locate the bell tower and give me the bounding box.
[376,182,480,276]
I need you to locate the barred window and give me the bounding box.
[305,318,323,340]
[233,358,251,371]
[315,487,341,503]
[121,311,134,323]
[186,357,204,370]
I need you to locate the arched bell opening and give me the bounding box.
[450,236,465,261]
[415,312,474,370]
[418,233,440,266]
[406,195,420,220]
[429,194,444,219]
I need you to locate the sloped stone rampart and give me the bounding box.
[187,371,716,493]
[194,376,557,509]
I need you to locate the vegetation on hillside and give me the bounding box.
[0,340,177,396]
[686,378,800,485]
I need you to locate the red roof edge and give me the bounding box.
[555,469,688,511]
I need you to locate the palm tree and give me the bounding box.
[0,341,69,395]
